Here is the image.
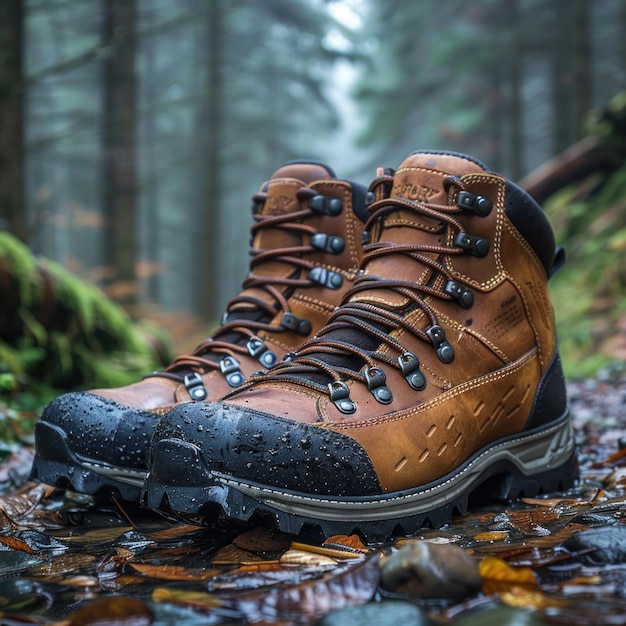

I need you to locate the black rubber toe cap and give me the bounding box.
[38,391,160,470]
[152,401,383,497]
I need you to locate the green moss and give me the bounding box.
[546,163,626,378]
[0,233,172,414]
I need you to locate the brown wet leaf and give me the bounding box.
[520,496,588,508]
[503,507,561,535]
[208,562,334,592]
[0,483,50,528]
[129,562,219,581]
[591,446,626,468]
[151,587,223,610]
[66,597,153,626]
[603,467,626,490]
[0,535,35,553]
[479,556,538,595]
[211,542,270,565]
[27,553,97,577]
[323,534,369,553]
[233,526,291,553]
[145,524,205,540]
[230,553,381,621]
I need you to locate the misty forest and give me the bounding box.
[1,0,626,402]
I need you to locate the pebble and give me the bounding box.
[563,525,626,564]
[452,605,544,625]
[380,541,482,600]
[314,600,433,626]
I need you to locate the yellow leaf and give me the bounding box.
[290,541,364,560]
[279,549,337,567]
[473,531,509,542]
[479,556,538,596]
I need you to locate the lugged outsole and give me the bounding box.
[144,411,578,540]
[30,421,145,502]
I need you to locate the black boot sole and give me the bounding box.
[30,421,146,502]
[143,411,578,540]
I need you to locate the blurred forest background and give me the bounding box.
[1,0,626,409]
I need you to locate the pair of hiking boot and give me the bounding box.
[30,150,577,539]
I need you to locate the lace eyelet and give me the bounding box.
[183,372,208,400]
[328,380,356,414]
[426,325,455,364]
[219,356,245,387]
[444,280,474,309]
[363,366,393,404]
[454,232,490,258]
[398,352,426,391]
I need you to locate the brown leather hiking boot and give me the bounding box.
[30,160,368,501]
[145,150,577,539]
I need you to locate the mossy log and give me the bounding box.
[0,231,171,392]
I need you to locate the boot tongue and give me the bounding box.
[352,151,488,309]
[229,161,336,315]
[286,152,490,384]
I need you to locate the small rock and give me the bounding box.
[380,541,481,600]
[314,600,433,625]
[563,525,626,564]
[453,605,543,625]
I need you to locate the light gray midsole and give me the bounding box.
[215,415,575,523]
[79,460,147,488]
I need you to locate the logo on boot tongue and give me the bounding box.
[264,194,297,215]
[393,183,439,202]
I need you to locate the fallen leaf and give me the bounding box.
[0,483,49,528]
[473,531,509,542]
[129,562,219,581]
[0,536,34,553]
[279,549,337,567]
[479,556,538,595]
[592,447,626,468]
[232,554,381,622]
[145,524,206,540]
[290,541,364,560]
[211,543,269,565]
[27,553,97,577]
[323,534,369,553]
[67,596,153,626]
[233,526,291,553]
[499,587,565,610]
[152,587,223,610]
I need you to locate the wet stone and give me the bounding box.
[453,605,544,626]
[563,525,626,564]
[314,599,434,626]
[380,541,482,600]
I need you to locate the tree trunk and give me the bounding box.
[199,0,224,321]
[506,0,523,180]
[102,0,138,312]
[551,0,574,154]
[0,0,25,241]
[573,0,591,139]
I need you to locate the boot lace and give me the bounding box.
[234,174,492,413]
[146,187,345,396]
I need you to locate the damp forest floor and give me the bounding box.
[0,376,625,625]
